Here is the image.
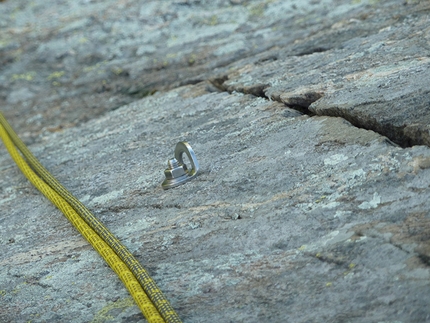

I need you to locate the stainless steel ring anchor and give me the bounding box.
[161,142,199,190]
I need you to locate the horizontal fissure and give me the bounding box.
[217,78,420,148]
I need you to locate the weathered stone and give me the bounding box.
[1,0,430,323]
[1,84,430,322]
[220,1,430,147]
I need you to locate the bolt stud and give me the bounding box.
[161,142,199,190]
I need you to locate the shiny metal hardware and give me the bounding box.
[161,142,199,190]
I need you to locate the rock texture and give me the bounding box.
[1,0,430,323]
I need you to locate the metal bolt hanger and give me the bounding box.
[161,142,199,190]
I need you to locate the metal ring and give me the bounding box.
[174,142,199,178]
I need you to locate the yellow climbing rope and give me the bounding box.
[0,112,181,323]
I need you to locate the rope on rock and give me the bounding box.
[0,112,181,323]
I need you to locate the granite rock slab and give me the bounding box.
[1,84,430,322]
[221,1,430,147]
[0,0,430,322]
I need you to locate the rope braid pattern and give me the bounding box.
[0,112,181,323]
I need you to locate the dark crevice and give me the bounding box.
[211,75,321,118]
[392,242,430,267]
[285,104,316,116]
[280,91,324,115]
[210,76,271,101]
[310,105,417,148]
[212,76,416,148]
[418,253,430,267]
[389,240,412,255]
[255,54,278,65]
[237,84,269,98]
[179,77,206,87]
[295,47,330,57]
[209,75,228,92]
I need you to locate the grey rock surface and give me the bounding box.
[221,0,430,147]
[1,0,430,323]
